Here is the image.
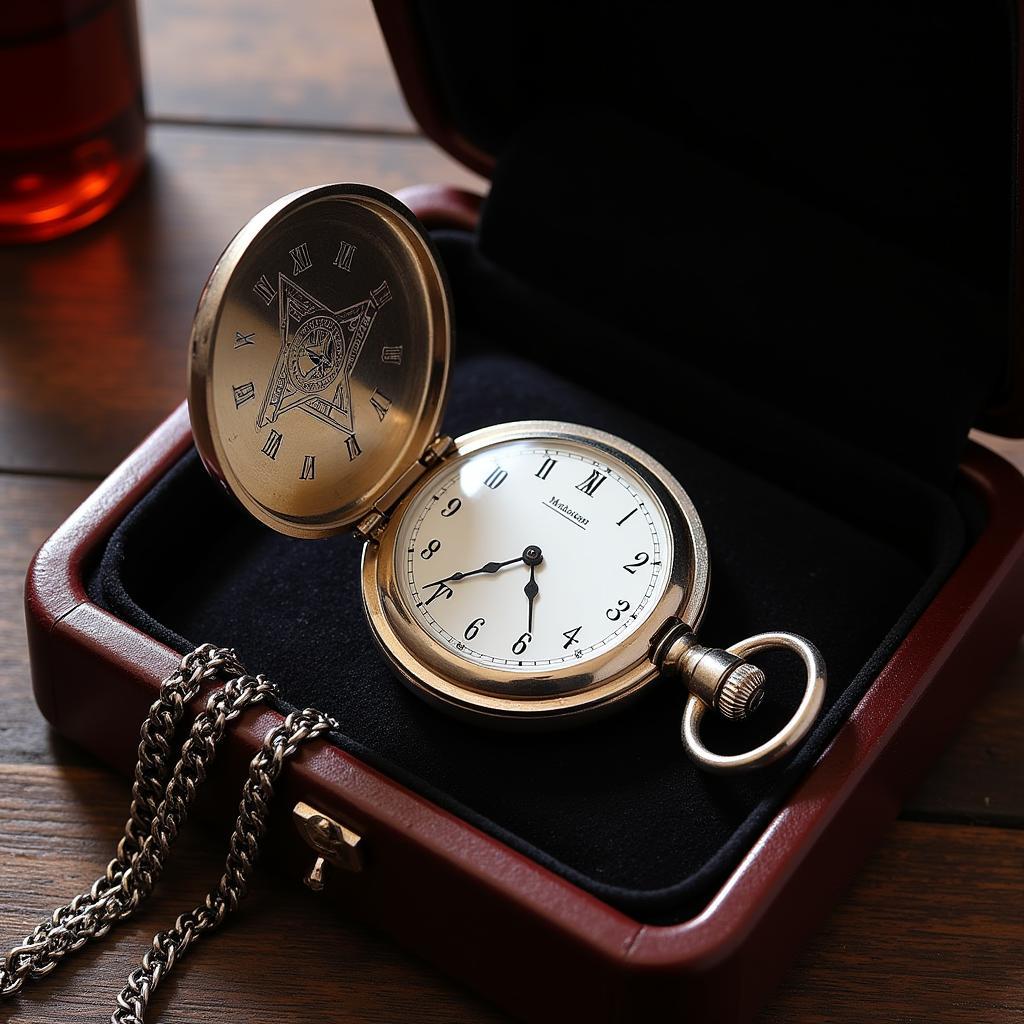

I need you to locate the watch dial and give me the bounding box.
[394,438,674,673]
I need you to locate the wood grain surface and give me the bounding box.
[761,822,1024,1024]
[141,0,416,133]
[0,3,1021,1022]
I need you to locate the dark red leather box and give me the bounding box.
[25,4,1024,1021]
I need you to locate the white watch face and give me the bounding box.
[393,437,674,674]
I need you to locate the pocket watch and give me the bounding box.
[188,183,825,773]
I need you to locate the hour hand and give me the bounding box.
[426,544,544,591]
[426,555,522,590]
[451,560,510,582]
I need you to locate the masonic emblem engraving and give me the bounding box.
[256,273,392,435]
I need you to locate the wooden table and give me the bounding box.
[1,3,1021,1020]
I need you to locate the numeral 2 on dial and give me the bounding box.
[623,552,649,574]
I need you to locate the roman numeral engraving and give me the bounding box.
[333,240,357,271]
[576,469,607,497]
[234,330,255,348]
[484,467,508,489]
[345,434,362,461]
[232,382,255,408]
[261,429,283,460]
[536,457,557,480]
[381,345,403,365]
[300,455,315,480]
[616,508,638,526]
[252,274,277,306]
[371,280,392,307]
[289,242,312,275]
[369,388,392,422]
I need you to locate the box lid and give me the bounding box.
[375,1,1024,441]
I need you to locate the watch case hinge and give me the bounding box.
[353,434,455,542]
[420,433,456,466]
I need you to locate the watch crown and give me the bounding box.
[716,662,766,721]
[656,629,767,721]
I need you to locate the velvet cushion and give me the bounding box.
[89,232,970,922]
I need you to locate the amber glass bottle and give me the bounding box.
[0,0,145,243]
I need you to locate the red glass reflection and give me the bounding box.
[0,0,146,243]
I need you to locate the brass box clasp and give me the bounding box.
[292,801,364,891]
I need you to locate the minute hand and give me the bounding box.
[426,555,524,589]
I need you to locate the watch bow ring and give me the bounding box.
[187,182,828,774]
[677,631,827,773]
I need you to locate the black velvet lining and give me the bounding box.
[418,2,1012,285]
[415,1,1013,483]
[477,112,1006,486]
[88,236,969,923]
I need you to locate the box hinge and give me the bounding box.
[353,434,454,542]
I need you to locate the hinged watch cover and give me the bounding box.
[188,183,452,538]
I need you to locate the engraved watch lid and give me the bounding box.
[188,183,452,538]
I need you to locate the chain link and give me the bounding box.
[0,644,336,1022]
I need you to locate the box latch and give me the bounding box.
[292,801,364,890]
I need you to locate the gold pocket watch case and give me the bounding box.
[364,420,709,724]
[188,183,825,773]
